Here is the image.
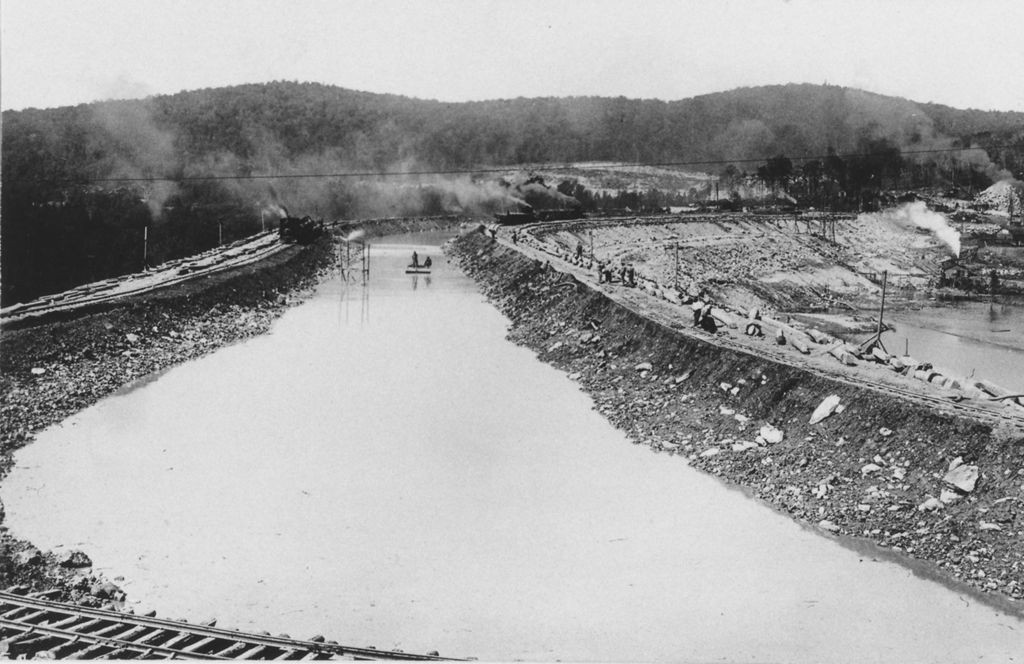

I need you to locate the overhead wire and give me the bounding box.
[37,143,1024,185]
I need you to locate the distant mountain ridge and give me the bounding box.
[4,81,1023,180]
[3,81,1023,305]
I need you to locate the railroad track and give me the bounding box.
[0,233,289,326]
[0,591,456,660]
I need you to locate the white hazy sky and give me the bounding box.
[2,0,1023,112]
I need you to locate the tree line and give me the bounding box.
[3,81,1023,304]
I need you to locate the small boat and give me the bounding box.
[405,266,431,274]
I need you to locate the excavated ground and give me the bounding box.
[531,213,950,313]
[448,231,1024,611]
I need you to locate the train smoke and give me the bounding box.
[881,201,961,257]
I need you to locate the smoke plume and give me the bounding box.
[883,201,961,257]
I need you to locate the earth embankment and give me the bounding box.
[447,231,1024,608]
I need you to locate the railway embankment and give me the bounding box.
[0,236,337,605]
[447,231,1024,609]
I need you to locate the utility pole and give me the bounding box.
[589,231,594,261]
[261,208,266,232]
[143,225,148,270]
[219,221,223,246]
[674,241,680,289]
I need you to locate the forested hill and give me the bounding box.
[3,81,1024,305]
[5,81,1024,181]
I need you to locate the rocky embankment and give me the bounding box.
[0,236,337,606]
[447,232,1024,609]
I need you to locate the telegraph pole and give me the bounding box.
[143,225,148,270]
[674,241,680,289]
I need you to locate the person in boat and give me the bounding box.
[424,256,432,268]
[411,251,419,268]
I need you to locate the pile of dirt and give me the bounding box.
[448,232,1024,608]
[976,180,1024,214]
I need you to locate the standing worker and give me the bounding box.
[411,251,419,268]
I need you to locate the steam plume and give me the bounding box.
[882,201,961,257]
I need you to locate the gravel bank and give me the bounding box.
[447,231,1024,612]
[0,236,337,605]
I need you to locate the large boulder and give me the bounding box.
[943,457,979,493]
[57,550,92,569]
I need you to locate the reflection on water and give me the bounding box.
[2,233,1023,662]
[883,299,1024,392]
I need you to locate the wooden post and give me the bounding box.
[674,241,679,289]
[875,270,888,345]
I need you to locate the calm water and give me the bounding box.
[884,299,1024,393]
[3,233,1023,662]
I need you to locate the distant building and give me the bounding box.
[939,258,971,284]
[995,225,1024,246]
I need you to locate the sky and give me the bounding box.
[2,0,1023,113]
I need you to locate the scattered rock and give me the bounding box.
[809,394,841,424]
[861,463,883,476]
[30,367,47,375]
[57,550,92,568]
[818,520,841,532]
[879,427,893,437]
[979,521,1002,532]
[90,582,125,601]
[939,489,960,505]
[758,424,784,445]
[943,458,980,493]
[125,333,139,343]
[547,341,563,353]
[719,405,735,416]
[15,548,42,566]
[918,497,943,512]
[634,362,653,372]
[699,447,721,458]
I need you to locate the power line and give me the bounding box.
[27,144,1024,185]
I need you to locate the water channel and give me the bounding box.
[884,298,1024,393]
[3,233,1023,662]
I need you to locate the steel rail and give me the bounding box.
[0,591,457,660]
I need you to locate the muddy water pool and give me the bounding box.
[3,233,1023,661]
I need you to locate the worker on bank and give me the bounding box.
[411,251,419,268]
[626,265,637,287]
[576,242,584,260]
[424,256,432,268]
[691,299,704,327]
[699,302,717,333]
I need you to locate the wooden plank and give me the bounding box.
[181,636,220,654]
[111,624,152,643]
[140,629,179,645]
[45,615,85,629]
[216,641,260,657]
[239,645,274,659]
[66,642,113,659]
[67,618,106,634]
[160,632,199,650]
